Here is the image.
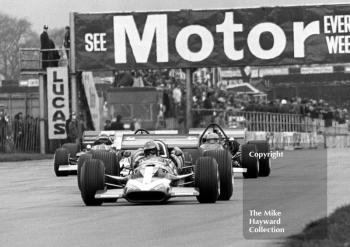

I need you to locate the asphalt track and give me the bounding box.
[0,148,349,247]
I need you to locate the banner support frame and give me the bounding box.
[185,68,193,132]
[69,12,77,113]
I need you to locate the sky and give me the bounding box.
[1,0,350,34]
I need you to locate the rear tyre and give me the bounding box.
[54,148,69,177]
[195,157,219,203]
[248,141,271,177]
[77,153,92,191]
[62,143,80,158]
[80,159,105,206]
[241,144,259,179]
[92,151,120,186]
[203,150,233,200]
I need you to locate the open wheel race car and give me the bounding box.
[190,123,271,178]
[79,135,233,206]
[53,131,120,177]
[53,129,177,178]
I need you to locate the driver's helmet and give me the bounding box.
[206,132,220,144]
[97,133,112,144]
[143,140,158,157]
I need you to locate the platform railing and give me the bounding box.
[19,48,69,72]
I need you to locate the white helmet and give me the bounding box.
[206,132,219,144]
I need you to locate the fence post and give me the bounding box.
[39,73,45,154]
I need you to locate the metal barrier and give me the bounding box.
[190,108,348,134]
[240,111,324,132]
[0,118,40,153]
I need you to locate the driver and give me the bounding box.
[135,140,177,174]
[200,132,224,151]
[94,133,113,146]
[143,140,160,159]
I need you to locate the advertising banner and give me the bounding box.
[47,67,69,139]
[82,72,101,130]
[74,4,350,70]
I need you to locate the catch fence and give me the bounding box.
[0,118,40,153]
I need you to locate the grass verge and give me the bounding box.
[0,153,53,162]
[284,205,350,247]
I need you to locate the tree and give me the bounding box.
[0,12,35,80]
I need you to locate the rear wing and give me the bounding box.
[117,134,199,150]
[82,130,133,145]
[188,128,246,140]
[82,130,180,146]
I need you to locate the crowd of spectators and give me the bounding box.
[112,68,349,128]
[243,98,348,126]
[0,111,40,152]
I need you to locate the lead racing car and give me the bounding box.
[79,135,233,206]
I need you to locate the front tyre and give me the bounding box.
[248,141,271,177]
[77,153,92,191]
[195,157,219,203]
[92,151,120,186]
[54,148,69,177]
[80,159,105,206]
[241,144,259,179]
[203,150,233,200]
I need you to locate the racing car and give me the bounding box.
[53,129,177,176]
[53,130,120,178]
[189,123,271,179]
[79,134,233,206]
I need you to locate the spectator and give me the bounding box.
[63,26,70,59]
[66,112,79,143]
[104,120,112,130]
[114,71,133,87]
[202,92,214,123]
[48,39,60,67]
[130,118,141,131]
[132,71,144,87]
[111,114,124,130]
[0,110,8,152]
[40,25,50,69]
[14,112,24,150]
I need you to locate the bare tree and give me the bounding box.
[0,12,34,80]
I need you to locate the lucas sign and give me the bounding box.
[47,67,69,139]
[74,4,350,70]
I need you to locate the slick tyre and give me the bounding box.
[203,150,233,200]
[241,144,259,179]
[92,151,120,185]
[77,153,92,191]
[80,159,105,206]
[195,157,219,203]
[54,148,69,177]
[248,141,271,177]
[62,143,80,158]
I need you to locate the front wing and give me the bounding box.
[95,187,199,200]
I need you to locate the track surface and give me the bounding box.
[0,149,349,247]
